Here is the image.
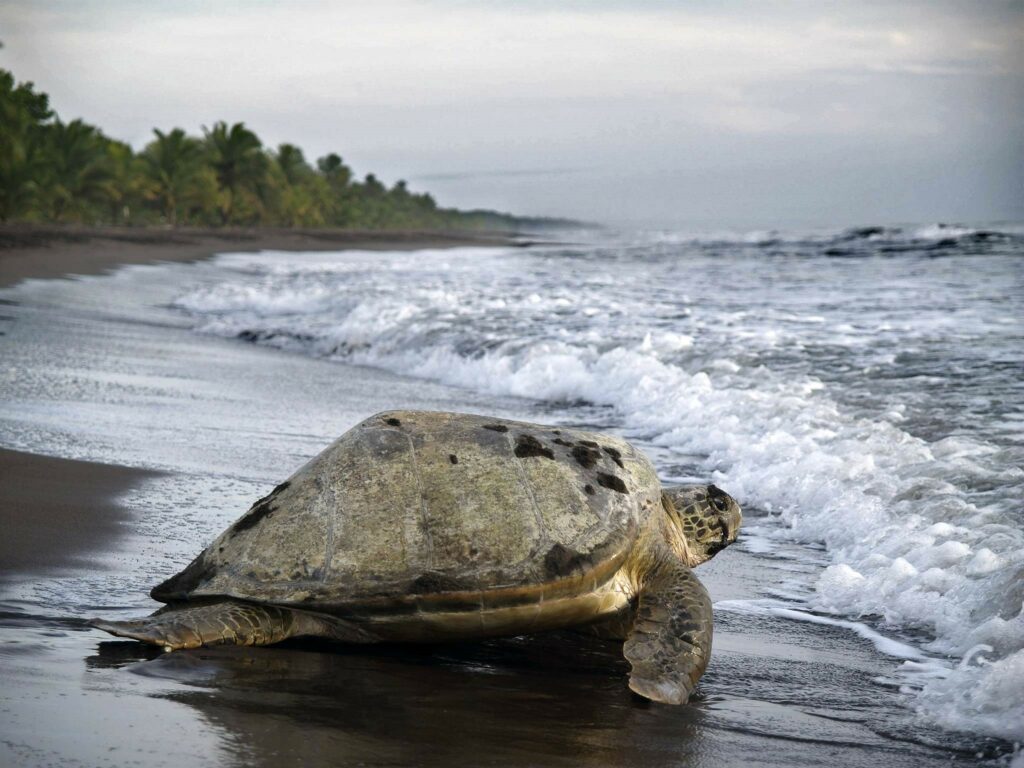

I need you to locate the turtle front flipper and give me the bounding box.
[90,601,377,650]
[623,561,713,705]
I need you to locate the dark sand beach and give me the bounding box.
[0,449,158,574]
[0,224,516,288]
[3,0,1021,761]
[0,231,1010,767]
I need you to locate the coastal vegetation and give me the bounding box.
[0,68,549,231]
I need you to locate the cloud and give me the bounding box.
[1,0,1020,225]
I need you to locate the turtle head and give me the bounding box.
[662,484,742,566]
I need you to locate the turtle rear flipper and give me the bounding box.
[90,601,377,650]
[623,557,712,705]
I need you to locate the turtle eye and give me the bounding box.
[712,495,728,512]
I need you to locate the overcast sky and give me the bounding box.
[2,1,1022,228]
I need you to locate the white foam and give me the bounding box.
[912,224,980,240]
[644,222,1024,247]
[916,645,1024,742]
[717,598,931,660]
[173,242,1024,741]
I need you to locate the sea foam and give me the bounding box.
[173,231,1024,741]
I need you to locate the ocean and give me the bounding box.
[1,222,1021,766]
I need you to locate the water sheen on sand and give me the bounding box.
[0,224,1021,767]
[174,224,1024,743]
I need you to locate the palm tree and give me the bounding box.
[270,144,325,226]
[142,128,204,225]
[316,152,351,188]
[362,173,385,196]
[40,119,115,221]
[315,152,353,226]
[202,121,266,224]
[0,70,52,221]
[103,138,147,224]
[274,143,312,186]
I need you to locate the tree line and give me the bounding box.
[0,68,534,231]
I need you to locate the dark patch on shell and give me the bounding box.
[408,572,471,594]
[552,437,573,447]
[514,434,554,460]
[571,443,602,468]
[150,554,216,601]
[596,472,628,494]
[544,543,588,577]
[449,454,459,464]
[230,481,290,535]
[578,439,599,448]
[232,502,275,532]
[584,484,596,495]
[483,423,509,433]
[602,446,624,468]
[385,417,402,427]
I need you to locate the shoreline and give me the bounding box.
[0,241,1006,767]
[0,225,518,577]
[0,448,159,577]
[0,224,520,288]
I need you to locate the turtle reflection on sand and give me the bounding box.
[92,411,741,704]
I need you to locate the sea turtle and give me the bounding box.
[91,410,741,704]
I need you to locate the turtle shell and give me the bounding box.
[152,411,662,612]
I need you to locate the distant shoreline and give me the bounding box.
[0,224,522,288]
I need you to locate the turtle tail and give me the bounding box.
[89,600,377,651]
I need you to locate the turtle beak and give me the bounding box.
[705,519,731,556]
[705,540,726,557]
[706,498,742,556]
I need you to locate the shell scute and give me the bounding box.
[158,410,661,608]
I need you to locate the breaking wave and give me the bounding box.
[173,227,1024,742]
[649,221,1024,256]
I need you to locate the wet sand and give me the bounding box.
[0,224,516,288]
[0,239,1001,767]
[0,449,158,575]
